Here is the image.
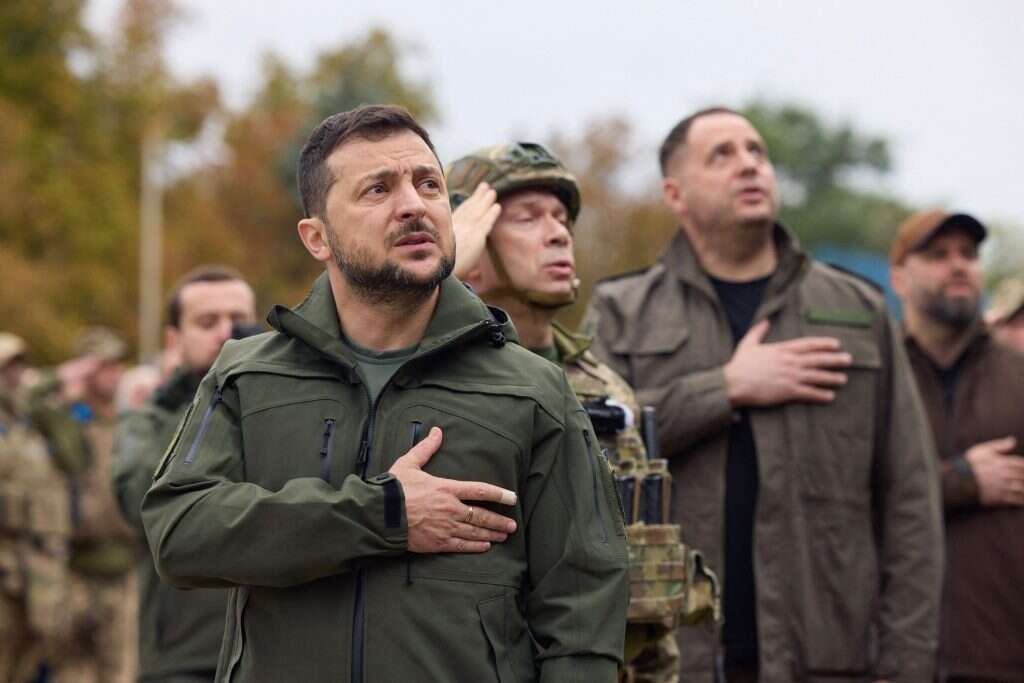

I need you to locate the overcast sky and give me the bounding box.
[85,0,1021,227]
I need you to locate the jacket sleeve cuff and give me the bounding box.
[940,456,979,509]
[365,472,408,546]
[539,655,619,683]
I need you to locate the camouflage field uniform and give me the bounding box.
[0,334,72,683]
[29,330,137,683]
[552,322,690,683]
[447,142,719,683]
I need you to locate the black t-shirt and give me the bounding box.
[709,273,771,668]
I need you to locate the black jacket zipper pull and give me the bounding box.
[483,319,506,348]
[357,438,370,469]
[319,418,336,482]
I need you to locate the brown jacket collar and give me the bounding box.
[661,223,810,313]
[904,316,990,370]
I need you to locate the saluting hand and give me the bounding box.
[723,319,853,407]
[451,182,501,280]
[964,436,1024,506]
[389,426,518,553]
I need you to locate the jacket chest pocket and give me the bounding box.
[612,324,701,391]
[236,374,359,491]
[387,403,526,584]
[801,329,882,502]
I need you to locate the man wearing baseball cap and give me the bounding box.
[891,209,1024,682]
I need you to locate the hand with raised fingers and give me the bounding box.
[724,319,853,408]
[452,182,501,280]
[389,426,518,553]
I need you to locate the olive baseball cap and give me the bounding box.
[985,276,1024,325]
[890,209,987,265]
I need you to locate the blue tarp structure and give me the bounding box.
[811,243,903,319]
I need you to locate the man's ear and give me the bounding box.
[662,175,687,219]
[890,264,908,299]
[297,217,332,263]
[163,325,180,352]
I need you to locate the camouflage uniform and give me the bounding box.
[447,144,720,683]
[550,323,683,683]
[0,333,72,683]
[29,329,137,683]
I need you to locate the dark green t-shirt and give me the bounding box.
[341,336,417,403]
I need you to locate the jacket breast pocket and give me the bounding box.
[389,403,526,584]
[611,324,692,391]
[236,375,356,491]
[802,329,882,503]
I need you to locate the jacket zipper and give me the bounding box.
[583,429,609,543]
[351,379,381,683]
[319,418,336,482]
[183,386,222,464]
[405,421,423,585]
[351,319,494,683]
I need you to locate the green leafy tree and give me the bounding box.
[741,100,913,252]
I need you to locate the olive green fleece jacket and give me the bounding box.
[112,369,226,681]
[141,273,629,683]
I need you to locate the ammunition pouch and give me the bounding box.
[625,524,721,629]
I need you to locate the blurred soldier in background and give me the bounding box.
[113,265,256,683]
[29,327,137,683]
[891,210,1024,682]
[984,275,1024,353]
[0,333,72,683]
[448,142,717,683]
[585,107,943,683]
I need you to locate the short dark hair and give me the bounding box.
[296,104,439,219]
[658,106,740,176]
[166,264,248,328]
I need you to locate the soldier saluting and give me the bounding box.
[448,142,716,683]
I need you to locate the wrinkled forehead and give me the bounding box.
[688,113,763,151]
[327,130,443,182]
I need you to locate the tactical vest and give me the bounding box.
[553,323,720,640]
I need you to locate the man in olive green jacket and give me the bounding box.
[142,105,628,682]
[113,265,256,682]
[584,108,943,683]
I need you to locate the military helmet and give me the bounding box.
[446,142,581,222]
[74,326,127,362]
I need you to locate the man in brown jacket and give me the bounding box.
[892,209,1024,682]
[584,107,943,683]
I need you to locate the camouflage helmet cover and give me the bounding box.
[446,142,581,222]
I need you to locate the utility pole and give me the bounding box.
[138,125,163,363]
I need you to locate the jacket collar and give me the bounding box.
[903,316,990,370]
[661,223,809,317]
[153,367,204,410]
[552,320,591,364]
[266,272,518,367]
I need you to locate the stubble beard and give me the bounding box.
[326,218,455,308]
[920,289,979,330]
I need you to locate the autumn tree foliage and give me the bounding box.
[1,1,435,362]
